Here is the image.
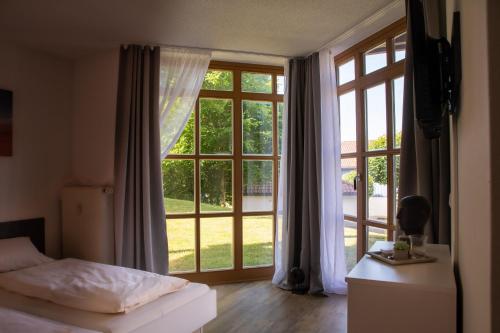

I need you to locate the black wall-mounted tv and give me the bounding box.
[409,0,461,139]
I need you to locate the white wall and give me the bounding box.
[71,49,119,185]
[0,44,73,257]
[0,45,119,257]
[446,0,492,332]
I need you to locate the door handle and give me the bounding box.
[353,174,361,191]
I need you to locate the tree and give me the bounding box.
[202,70,232,91]
[169,114,194,154]
[341,132,402,197]
[342,170,374,196]
[163,70,274,209]
[241,73,272,93]
[367,132,401,185]
[162,160,194,201]
[242,100,273,154]
[199,99,233,154]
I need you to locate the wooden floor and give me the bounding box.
[205,280,347,333]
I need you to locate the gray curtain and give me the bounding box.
[282,53,323,293]
[399,1,451,244]
[114,45,168,274]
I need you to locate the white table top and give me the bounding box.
[346,241,456,293]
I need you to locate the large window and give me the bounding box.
[335,19,406,271]
[163,61,284,283]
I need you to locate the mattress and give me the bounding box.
[0,258,189,313]
[0,307,99,333]
[0,282,217,333]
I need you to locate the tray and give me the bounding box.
[366,250,437,265]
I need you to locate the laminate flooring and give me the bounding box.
[205,280,347,333]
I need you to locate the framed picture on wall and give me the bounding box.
[0,89,13,156]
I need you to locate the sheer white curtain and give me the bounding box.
[159,48,211,158]
[273,58,289,286]
[273,53,347,294]
[319,48,347,294]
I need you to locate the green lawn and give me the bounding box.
[344,226,357,272]
[344,224,387,272]
[167,216,273,273]
[166,197,385,274]
[165,197,232,213]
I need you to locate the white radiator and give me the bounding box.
[61,186,114,264]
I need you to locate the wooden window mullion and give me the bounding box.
[194,98,201,272]
[233,69,243,272]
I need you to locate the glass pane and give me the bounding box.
[393,32,407,62]
[200,160,233,212]
[277,75,285,95]
[242,72,272,94]
[242,100,273,155]
[367,156,388,223]
[364,42,387,74]
[341,158,357,217]
[169,112,194,154]
[167,218,195,273]
[200,217,233,271]
[392,76,404,148]
[344,220,357,272]
[339,91,356,153]
[243,160,273,212]
[365,83,387,151]
[243,215,273,268]
[338,59,355,85]
[278,102,284,155]
[162,160,194,214]
[367,226,388,251]
[200,98,233,154]
[202,70,233,91]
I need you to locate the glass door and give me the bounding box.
[163,62,284,283]
[335,19,406,271]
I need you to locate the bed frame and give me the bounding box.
[0,218,45,253]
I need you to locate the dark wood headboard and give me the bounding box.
[0,218,45,253]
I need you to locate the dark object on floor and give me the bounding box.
[290,267,308,294]
[397,195,431,235]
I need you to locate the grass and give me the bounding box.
[165,197,232,213]
[165,197,386,274]
[344,223,387,272]
[167,215,273,273]
[344,225,357,272]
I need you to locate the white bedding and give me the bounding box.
[0,283,216,333]
[0,307,99,333]
[0,258,189,314]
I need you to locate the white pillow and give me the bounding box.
[0,237,53,273]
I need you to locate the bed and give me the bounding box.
[0,218,217,333]
[0,307,99,333]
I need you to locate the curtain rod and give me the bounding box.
[124,42,289,60]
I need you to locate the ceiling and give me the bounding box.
[0,0,395,59]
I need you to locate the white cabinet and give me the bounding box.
[346,241,456,333]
